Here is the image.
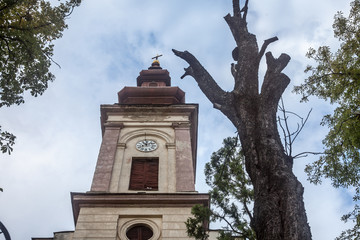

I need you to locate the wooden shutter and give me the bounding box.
[129,158,158,190]
[145,160,158,190]
[129,159,145,190]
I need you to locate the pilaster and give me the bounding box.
[172,123,195,192]
[91,123,123,192]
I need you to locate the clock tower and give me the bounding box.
[66,59,209,240]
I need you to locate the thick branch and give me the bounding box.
[224,6,259,94]
[172,49,229,107]
[224,13,248,47]
[224,0,255,50]
[232,0,249,20]
[233,0,241,17]
[266,52,291,73]
[260,52,291,109]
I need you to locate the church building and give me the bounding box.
[32,58,213,240]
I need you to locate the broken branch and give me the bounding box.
[258,36,278,63]
[172,48,231,113]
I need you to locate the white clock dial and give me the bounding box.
[136,140,158,152]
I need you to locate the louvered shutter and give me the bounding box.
[129,159,146,190]
[145,160,158,190]
[129,158,158,190]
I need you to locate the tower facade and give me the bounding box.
[55,60,210,240]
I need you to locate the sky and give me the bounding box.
[0,0,355,239]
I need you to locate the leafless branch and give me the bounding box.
[42,50,61,69]
[258,37,278,62]
[293,151,324,159]
[180,66,194,79]
[241,0,249,21]
[233,0,241,17]
[277,98,313,158]
[291,109,312,145]
[172,49,230,108]
[280,98,293,155]
[278,115,289,155]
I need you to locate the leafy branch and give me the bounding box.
[0,126,15,154]
[186,137,255,240]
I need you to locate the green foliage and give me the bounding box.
[0,0,80,154]
[0,126,15,154]
[186,137,256,240]
[185,204,211,240]
[336,205,360,239]
[294,1,360,238]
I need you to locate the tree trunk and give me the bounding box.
[236,94,311,239]
[173,0,312,239]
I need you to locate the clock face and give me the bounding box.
[136,140,158,152]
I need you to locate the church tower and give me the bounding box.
[66,58,209,239]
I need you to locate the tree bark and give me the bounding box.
[173,1,312,239]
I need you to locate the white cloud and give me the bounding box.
[0,0,355,239]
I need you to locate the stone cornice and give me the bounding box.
[103,122,124,129]
[71,192,209,224]
[100,104,198,136]
[171,122,191,129]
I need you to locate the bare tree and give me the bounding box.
[173,0,312,239]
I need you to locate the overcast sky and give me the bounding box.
[0,0,355,239]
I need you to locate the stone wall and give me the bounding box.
[72,207,196,239]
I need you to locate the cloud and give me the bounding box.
[0,0,354,239]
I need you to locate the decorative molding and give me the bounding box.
[118,218,161,240]
[119,129,172,144]
[71,192,210,224]
[117,143,126,149]
[104,122,124,129]
[171,122,191,129]
[165,143,176,149]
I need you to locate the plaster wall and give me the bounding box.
[72,207,196,240]
[110,124,176,193]
[105,108,196,193]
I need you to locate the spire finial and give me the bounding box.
[149,54,163,69]
[152,54,163,61]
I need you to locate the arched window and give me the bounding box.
[119,219,160,240]
[126,224,153,240]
